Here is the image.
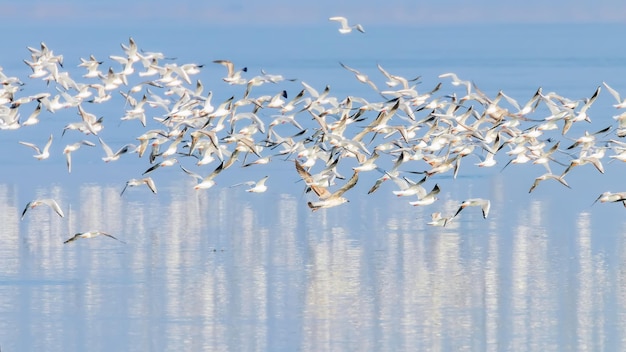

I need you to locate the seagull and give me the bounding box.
[143,158,179,175]
[352,152,380,172]
[367,151,408,194]
[179,162,224,190]
[120,36,140,63]
[561,155,605,177]
[78,54,103,78]
[339,62,378,91]
[408,184,441,206]
[242,155,272,168]
[295,160,359,211]
[63,140,96,173]
[63,230,125,244]
[19,134,53,160]
[329,16,365,34]
[528,173,571,193]
[438,72,471,96]
[453,198,491,219]
[120,177,157,196]
[99,137,134,163]
[213,60,247,85]
[376,63,420,89]
[427,212,451,227]
[390,175,428,197]
[229,175,269,193]
[21,103,42,126]
[592,191,626,207]
[21,198,64,220]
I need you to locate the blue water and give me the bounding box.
[1,23,626,351]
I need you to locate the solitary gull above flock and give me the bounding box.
[329,16,365,34]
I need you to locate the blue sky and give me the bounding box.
[4,1,626,26]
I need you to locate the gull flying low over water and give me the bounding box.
[427,212,451,227]
[295,160,359,211]
[528,173,570,193]
[180,162,224,190]
[408,184,441,206]
[120,177,157,196]
[63,230,125,244]
[592,191,626,207]
[453,198,491,219]
[143,158,180,175]
[21,198,65,220]
[329,16,365,34]
[230,175,269,193]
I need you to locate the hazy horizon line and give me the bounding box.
[3,3,626,26]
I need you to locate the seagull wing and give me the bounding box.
[331,170,359,199]
[42,198,65,218]
[98,137,114,157]
[179,165,203,181]
[329,16,348,28]
[144,177,157,194]
[295,160,331,199]
[21,201,34,220]
[63,234,81,244]
[18,141,41,154]
[602,81,621,103]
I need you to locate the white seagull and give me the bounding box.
[213,60,247,85]
[19,134,53,160]
[329,16,365,34]
[230,176,269,193]
[120,177,157,196]
[99,137,134,163]
[453,198,491,219]
[592,191,626,207]
[180,162,224,190]
[63,230,125,244]
[63,140,96,173]
[408,184,441,206]
[339,62,378,91]
[427,212,451,227]
[21,198,65,220]
[295,160,359,210]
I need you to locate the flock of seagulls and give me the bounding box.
[3,18,626,244]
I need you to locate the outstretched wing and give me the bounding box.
[332,170,359,199]
[295,160,331,199]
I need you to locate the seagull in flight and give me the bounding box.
[21,198,65,220]
[63,230,125,244]
[453,198,491,219]
[120,177,157,196]
[230,176,269,193]
[19,134,53,160]
[592,191,626,207]
[329,16,365,34]
[295,160,359,211]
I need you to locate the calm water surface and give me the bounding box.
[1,23,626,351]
